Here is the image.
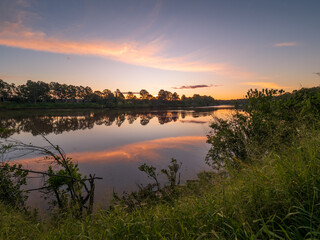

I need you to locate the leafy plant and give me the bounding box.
[205,87,320,169]
[0,163,28,209]
[113,158,182,210]
[0,136,101,217]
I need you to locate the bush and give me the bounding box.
[0,163,28,209]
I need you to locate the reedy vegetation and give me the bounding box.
[1,86,320,239]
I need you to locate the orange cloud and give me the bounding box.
[241,81,282,89]
[0,21,255,78]
[274,42,298,47]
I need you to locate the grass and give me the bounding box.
[1,130,320,239]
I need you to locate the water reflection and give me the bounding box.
[16,135,209,211]
[1,107,234,211]
[17,136,206,165]
[0,108,227,138]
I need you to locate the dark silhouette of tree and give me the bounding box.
[50,82,66,101]
[114,89,124,99]
[66,85,78,101]
[19,80,50,103]
[0,79,217,107]
[126,92,136,100]
[101,89,115,106]
[140,89,150,100]
[172,92,180,101]
[0,79,15,102]
[157,89,166,100]
[157,89,174,101]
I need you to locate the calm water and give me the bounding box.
[0,107,234,211]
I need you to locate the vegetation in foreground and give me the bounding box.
[1,86,320,239]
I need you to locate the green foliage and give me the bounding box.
[206,87,320,168]
[113,159,182,210]
[0,137,99,217]
[138,163,160,191]
[42,152,98,217]
[0,163,28,208]
[160,158,181,188]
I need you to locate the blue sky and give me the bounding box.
[0,0,319,98]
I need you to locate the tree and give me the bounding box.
[66,85,78,101]
[140,89,150,99]
[91,91,103,103]
[206,88,286,169]
[126,91,136,100]
[101,89,115,106]
[19,80,50,103]
[114,89,125,99]
[0,79,15,102]
[172,92,180,101]
[158,89,173,101]
[157,89,166,100]
[50,82,67,101]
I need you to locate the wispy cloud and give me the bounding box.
[0,19,258,78]
[242,82,282,89]
[274,42,298,47]
[172,84,222,89]
[122,91,140,94]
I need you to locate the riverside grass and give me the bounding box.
[1,130,320,239]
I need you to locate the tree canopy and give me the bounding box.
[0,79,215,107]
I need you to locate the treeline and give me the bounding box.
[0,79,215,107]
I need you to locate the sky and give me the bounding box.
[0,0,319,99]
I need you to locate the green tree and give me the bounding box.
[205,88,294,169]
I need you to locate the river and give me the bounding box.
[0,106,234,211]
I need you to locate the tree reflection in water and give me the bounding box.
[0,109,218,138]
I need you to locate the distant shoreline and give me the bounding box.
[0,102,237,111]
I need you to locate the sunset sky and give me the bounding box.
[0,0,320,99]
